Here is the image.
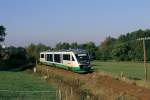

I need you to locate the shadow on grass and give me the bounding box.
[127,76,142,80]
[91,64,102,67]
[79,69,95,74]
[0,63,35,72]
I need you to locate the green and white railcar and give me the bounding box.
[40,49,91,72]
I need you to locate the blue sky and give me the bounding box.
[0,0,150,47]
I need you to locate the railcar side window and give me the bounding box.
[54,54,61,63]
[47,54,53,61]
[40,54,44,58]
[72,56,75,61]
[63,54,70,60]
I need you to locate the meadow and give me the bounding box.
[0,61,150,100]
[92,61,150,81]
[0,71,56,100]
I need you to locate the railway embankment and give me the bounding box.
[35,65,150,100]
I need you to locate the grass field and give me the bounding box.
[0,71,56,100]
[92,61,150,81]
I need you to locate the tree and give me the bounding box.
[70,42,79,49]
[112,42,130,61]
[98,36,116,60]
[0,25,6,42]
[97,29,150,61]
[0,25,7,61]
[55,42,70,50]
[26,43,50,62]
[1,46,28,67]
[77,42,97,59]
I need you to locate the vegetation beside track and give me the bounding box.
[36,64,150,100]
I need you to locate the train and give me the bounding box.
[39,49,91,73]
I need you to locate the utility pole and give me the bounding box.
[137,37,150,81]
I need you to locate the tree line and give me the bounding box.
[1,25,150,68]
[96,29,150,61]
[26,29,150,61]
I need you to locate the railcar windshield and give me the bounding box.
[75,53,90,63]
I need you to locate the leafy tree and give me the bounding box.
[0,25,7,61]
[98,36,116,60]
[70,42,79,49]
[112,42,130,61]
[97,29,150,61]
[0,25,6,42]
[79,42,97,59]
[55,42,70,50]
[26,43,50,62]
[1,46,28,67]
[8,47,27,60]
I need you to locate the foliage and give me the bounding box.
[0,25,7,61]
[0,25,6,42]
[0,47,28,67]
[97,29,150,61]
[55,42,70,50]
[26,43,50,62]
[98,36,116,60]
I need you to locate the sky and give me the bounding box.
[0,0,150,47]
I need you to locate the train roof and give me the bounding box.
[40,49,88,54]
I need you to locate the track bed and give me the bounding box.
[36,65,150,100]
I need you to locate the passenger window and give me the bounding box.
[63,54,70,61]
[47,54,53,62]
[40,54,44,58]
[54,54,61,63]
[72,56,75,61]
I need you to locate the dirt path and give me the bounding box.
[36,65,150,100]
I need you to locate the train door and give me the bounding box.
[62,53,71,66]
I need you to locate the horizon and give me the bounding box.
[3,28,149,48]
[1,0,150,47]
[1,29,150,48]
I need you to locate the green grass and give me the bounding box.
[92,61,150,81]
[0,71,56,100]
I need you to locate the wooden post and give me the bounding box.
[143,40,147,81]
[36,60,37,67]
[121,72,124,78]
[58,89,61,100]
[47,68,49,78]
[137,37,150,81]
[66,90,68,100]
[33,67,36,73]
[70,87,73,96]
